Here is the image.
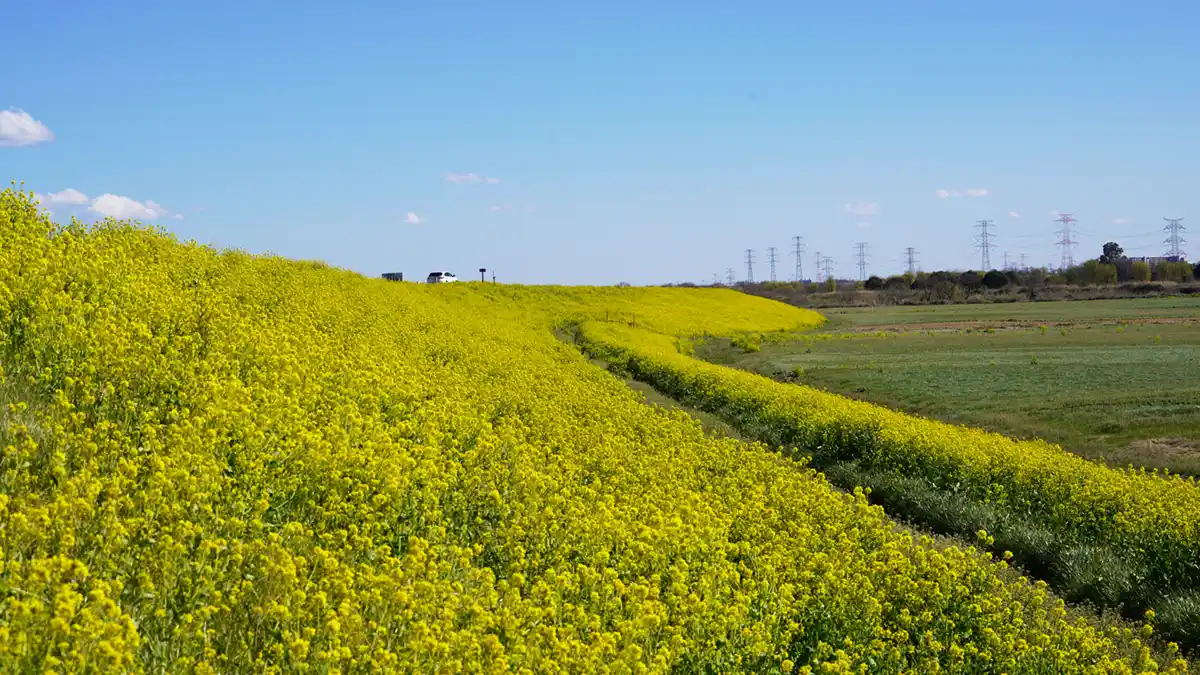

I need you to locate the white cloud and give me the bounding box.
[0,109,54,147]
[1113,218,1129,225]
[1008,211,1020,217]
[88,194,165,220]
[936,188,989,198]
[39,188,89,205]
[843,201,879,217]
[489,203,513,212]
[144,200,169,218]
[405,212,423,225]
[171,214,184,220]
[191,206,206,213]
[445,172,500,184]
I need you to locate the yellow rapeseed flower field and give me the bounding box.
[0,186,1188,672]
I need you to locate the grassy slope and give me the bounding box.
[700,299,1200,474]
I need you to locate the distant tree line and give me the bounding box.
[715,242,1200,306]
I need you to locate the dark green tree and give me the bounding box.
[1099,241,1125,265]
[981,270,1010,289]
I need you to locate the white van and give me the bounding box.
[426,271,459,283]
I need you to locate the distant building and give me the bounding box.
[1129,255,1187,268]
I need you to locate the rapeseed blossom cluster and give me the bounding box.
[0,186,1187,672]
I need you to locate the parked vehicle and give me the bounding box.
[426,271,459,283]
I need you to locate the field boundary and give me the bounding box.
[570,319,1200,653]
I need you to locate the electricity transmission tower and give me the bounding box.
[821,256,835,283]
[854,243,868,281]
[744,249,755,283]
[1020,253,1027,270]
[1164,217,1187,258]
[1002,251,1011,270]
[767,246,778,281]
[1055,213,1078,270]
[975,220,995,270]
[904,247,918,275]
[792,236,805,282]
[726,268,736,286]
[814,251,822,282]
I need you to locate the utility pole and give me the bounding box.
[744,248,755,283]
[904,247,918,276]
[767,246,779,281]
[1055,213,1078,270]
[1164,217,1187,258]
[726,268,736,286]
[975,219,995,270]
[792,235,805,282]
[855,242,868,281]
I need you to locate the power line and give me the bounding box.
[1055,213,1078,270]
[767,246,779,281]
[1164,217,1187,258]
[974,219,995,270]
[744,248,755,283]
[792,235,805,282]
[904,247,918,275]
[855,242,868,281]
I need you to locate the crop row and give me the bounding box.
[0,187,1186,672]
[577,319,1200,650]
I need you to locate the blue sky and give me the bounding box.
[5,1,1198,284]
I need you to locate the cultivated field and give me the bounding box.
[698,298,1200,475]
[2,187,1196,672]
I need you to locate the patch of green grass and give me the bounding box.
[698,300,1200,475]
[820,296,1200,329]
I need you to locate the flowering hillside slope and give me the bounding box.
[0,188,1181,673]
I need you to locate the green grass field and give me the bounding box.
[699,296,1200,474]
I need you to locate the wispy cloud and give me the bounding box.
[191,206,206,213]
[935,188,989,198]
[0,109,54,147]
[843,201,879,217]
[1113,218,1129,225]
[405,212,423,225]
[489,203,514,212]
[1008,211,1020,218]
[445,172,501,185]
[171,214,185,221]
[524,206,536,213]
